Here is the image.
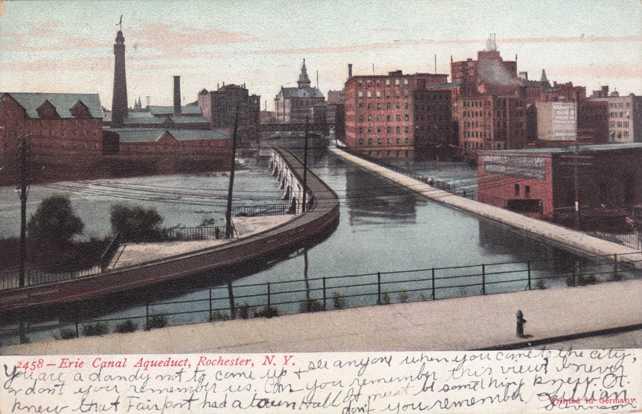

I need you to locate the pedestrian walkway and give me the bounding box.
[109,215,293,269]
[331,148,642,267]
[3,277,641,355]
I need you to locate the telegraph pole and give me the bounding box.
[17,135,30,288]
[573,142,581,230]
[225,106,240,239]
[559,144,592,230]
[302,117,309,213]
[16,134,30,344]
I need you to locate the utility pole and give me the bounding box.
[16,134,30,344]
[225,106,240,239]
[302,117,309,213]
[574,142,581,230]
[16,135,30,288]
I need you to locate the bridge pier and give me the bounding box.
[271,150,313,215]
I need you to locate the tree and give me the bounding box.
[110,204,164,242]
[28,195,84,244]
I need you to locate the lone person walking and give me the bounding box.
[516,310,527,338]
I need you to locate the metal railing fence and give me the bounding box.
[1,250,640,345]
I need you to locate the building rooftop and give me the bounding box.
[2,92,103,119]
[109,128,231,143]
[148,104,203,116]
[279,86,324,99]
[104,110,209,126]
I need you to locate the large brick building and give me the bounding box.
[456,95,526,151]
[451,36,527,154]
[577,100,609,145]
[274,59,325,123]
[103,128,232,175]
[477,144,642,223]
[344,68,449,159]
[0,92,104,184]
[450,34,518,97]
[197,83,260,144]
[326,90,345,140]
[589,86,642,143]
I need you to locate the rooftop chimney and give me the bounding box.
[173,75,181,115]
[348,64,353,79]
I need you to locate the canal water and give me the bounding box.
[0,150,625,345]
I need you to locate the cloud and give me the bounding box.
[2,56,112,73]
[550,64,642,80]
[250,34,642,56]
[1,20,256,60]
[127,22,257,59]
[0,20,105,52]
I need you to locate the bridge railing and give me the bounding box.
[2,251,640,345]
[232,203,291,217]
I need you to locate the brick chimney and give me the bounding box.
[173,75,181,115]
[111,29,128,127]
[348,64,353,79]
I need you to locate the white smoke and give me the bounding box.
[477,59,521,87]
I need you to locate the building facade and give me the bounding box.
[344,69,448,159]
[198,84,260,144]
[577,100,609,145]
[535,101,577,143]
[274,59,325,123]
[457,95,527,151]
[477,144,642,224]
[326,90,345,139]
[0,92,104,185]
[104,128,232,174]
[589,87,642,143]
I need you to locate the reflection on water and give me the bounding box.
[3,151,623,346]
[345,167,419,226]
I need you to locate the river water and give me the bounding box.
[0,150,625,345]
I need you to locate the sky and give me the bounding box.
[0,0,641,111]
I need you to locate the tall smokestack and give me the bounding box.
[348,64,353,79]
[173,75,181,115]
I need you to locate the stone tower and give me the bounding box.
[297,58,311,88]
[111,29,128,127]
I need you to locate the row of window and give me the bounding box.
[359,126,410,134]
[359,113,410,122]
[357,137,410,145]
[463,100,487,108]
[357,89,409,98]
[367,150,411,158]
[608,102,631,109]
[609,112,630,118]
[357,78,409,87]
[358,101,409,110]
[464,131,487,138]
[610,121,630,128]
[464,141,505,150]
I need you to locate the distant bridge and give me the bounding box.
[260,122,329,141]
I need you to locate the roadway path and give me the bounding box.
[330,148,642,265]
[3,278,641,354]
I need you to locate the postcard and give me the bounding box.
[0,0,641,412]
